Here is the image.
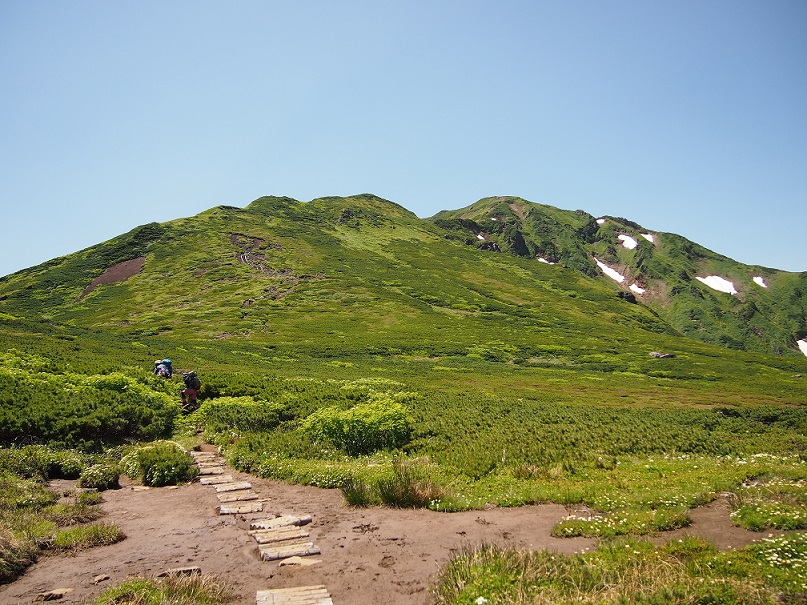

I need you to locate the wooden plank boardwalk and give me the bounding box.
[250,515,312,530]
[190,450,330,604]
[213,481,252,493]
[255,585,333,605]
[250,526,309,544]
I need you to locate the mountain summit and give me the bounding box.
[0,194,805,358]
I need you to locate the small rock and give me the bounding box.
[649,351,675,359]
[93,574,110,584]
[36,588,73,601]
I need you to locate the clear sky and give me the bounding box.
[2,1,806,277]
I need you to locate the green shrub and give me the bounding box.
[79,463,120,491]
[0,471,58,509]
[189,396,292,433]
[77,490,104,506]
[121,442,197,487]
[0,362,179,449]
[302,399,413,455]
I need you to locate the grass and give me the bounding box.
[0,448,125,583]
[95,574,231,605]
[430,535,807,605]
[52,523,125,551]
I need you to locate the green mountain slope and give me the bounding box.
[0,193,805,360]
[431,196,807,356]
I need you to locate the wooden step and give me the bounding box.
[213,481,252,493]
[190,451,218,459]
[258,541,321,561]
[217,490,260,503]
[199,474,234,484]
[249,515,312,530]
[197,461,225,469]
[251,526,309,544]
[197,466,225,476]
[219,501,264,515]
[256,585,332,605]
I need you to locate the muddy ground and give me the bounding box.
[0,451,776,605]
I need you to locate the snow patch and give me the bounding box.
[753,276,768,288]
[696,275,737,295]
[476,234,485,240]
[640,233,655,243]
[618,234,638,250]
[596,218,606,225]
[798,339,807,357]
[538,257,556,265]
[595,258,625,283]
[630,283,646,294]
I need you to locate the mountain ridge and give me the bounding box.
[0,193,805,358]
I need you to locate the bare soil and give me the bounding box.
[0,451,777,605]
[79,258,145,300]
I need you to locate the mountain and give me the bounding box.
[432,196,807,356]
[0,194,805,360]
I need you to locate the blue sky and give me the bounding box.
[1,1,806,277]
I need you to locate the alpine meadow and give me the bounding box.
[2,193,807,604]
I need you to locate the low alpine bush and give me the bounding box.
[79,463,120,491]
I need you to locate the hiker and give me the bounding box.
[181,370,202,412]
[154,359,172,378]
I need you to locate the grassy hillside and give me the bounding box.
[2,194,807,599]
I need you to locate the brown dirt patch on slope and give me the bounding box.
[80,257,146,300]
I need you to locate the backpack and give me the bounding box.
[183,371,201,390]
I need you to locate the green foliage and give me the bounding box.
[120,442,198,487]
[730,475,807,531]
[79,463,120,491]
[301,398,413,455]
[0,353,179,449]
[552,507,691,538]
[186,396,293,435]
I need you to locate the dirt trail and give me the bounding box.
[0,454,776,605]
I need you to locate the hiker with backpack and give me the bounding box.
[181,371,202,412]
[153,358,173,378]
